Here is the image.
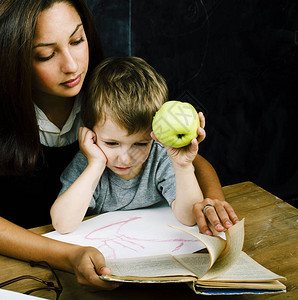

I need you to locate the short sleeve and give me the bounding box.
[59,151,88,196]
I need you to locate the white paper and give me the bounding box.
[44,204,207,259]
[0,289,47,299]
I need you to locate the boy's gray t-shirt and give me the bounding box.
[59,141,176,215]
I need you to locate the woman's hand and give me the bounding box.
[0,218,119,290]
[192,198,239,235]
[67,245,120,290]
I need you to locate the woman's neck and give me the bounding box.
[33,92,75,130]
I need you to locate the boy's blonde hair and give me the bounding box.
[81,56,168,134]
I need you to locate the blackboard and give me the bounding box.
[87,0,298,204]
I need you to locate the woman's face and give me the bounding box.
[32,2,89,99]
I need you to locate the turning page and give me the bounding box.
[201,218,245,280]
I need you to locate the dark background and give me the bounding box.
[86,0,298,206]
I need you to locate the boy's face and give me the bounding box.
[93,119,153,181]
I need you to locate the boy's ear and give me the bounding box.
[150,131,159,143]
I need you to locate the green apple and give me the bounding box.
[152,100,200,148]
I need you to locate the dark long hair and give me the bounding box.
[0,0,103,175]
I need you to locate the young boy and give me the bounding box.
[50,56,206,234]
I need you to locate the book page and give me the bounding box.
[173,252,211,278]
[196,279,286,290]
[105,254,197,278]
[201,251,286,282]
[200,218,245,280]
[169,225,226,269]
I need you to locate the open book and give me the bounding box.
[100,219,286,295]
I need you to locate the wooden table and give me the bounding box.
[0,182,297,299]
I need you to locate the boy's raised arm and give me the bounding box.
[170,138,204,226]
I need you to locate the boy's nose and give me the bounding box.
[119,149,134,165]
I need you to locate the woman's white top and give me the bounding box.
[34,96,82,147]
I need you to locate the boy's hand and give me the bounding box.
[164,138,199,167]
[78,127,107,165]
[196,112,206,144]
[151,112,206,167]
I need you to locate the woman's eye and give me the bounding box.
[37,53,55,62]
[71,37,85,45]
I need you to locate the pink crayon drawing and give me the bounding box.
[84,217,200,259]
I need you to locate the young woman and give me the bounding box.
[0,0,238,290]
[0,0,102,228]
[0,0,117,289]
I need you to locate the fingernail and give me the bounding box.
[225,221,232,227]
[205,230,212,235]
[100,266,111,275]
[215,224,224,231]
